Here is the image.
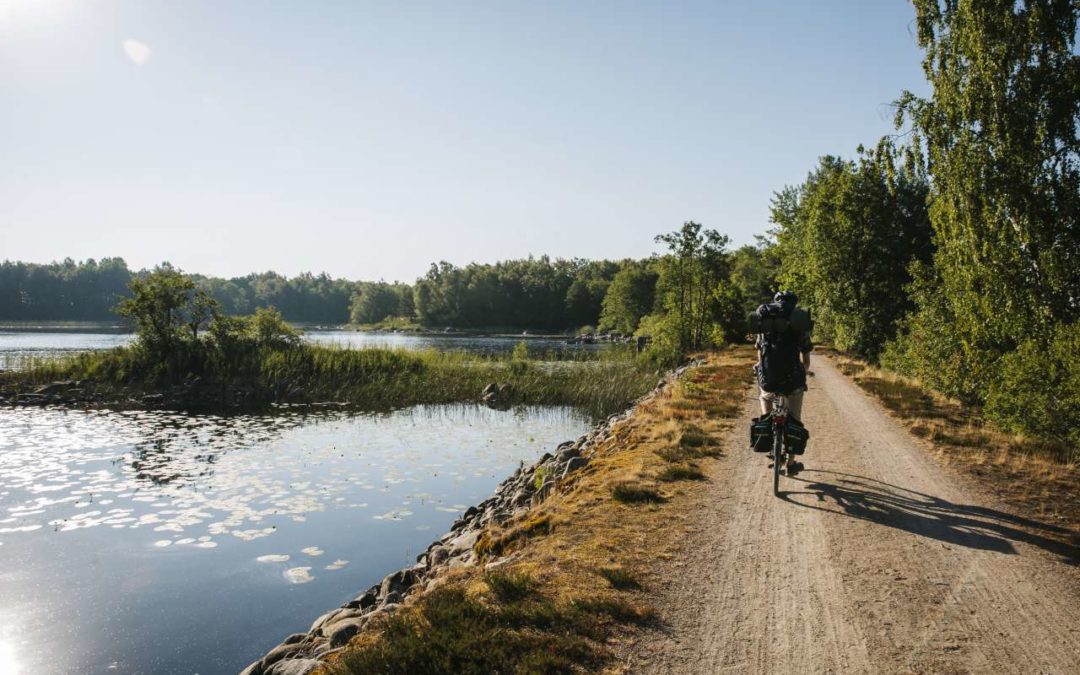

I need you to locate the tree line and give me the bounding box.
[1,245,777,339]
[768,0,1079,446]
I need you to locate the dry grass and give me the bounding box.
[323,346,757,674]
[833,354,1080,534]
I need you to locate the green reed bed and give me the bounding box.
[1,343,657,418]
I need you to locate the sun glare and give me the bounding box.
[0,639,20,675]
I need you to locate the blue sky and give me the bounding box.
[1,1,928,281]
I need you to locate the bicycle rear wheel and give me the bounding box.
[772,430,782,496]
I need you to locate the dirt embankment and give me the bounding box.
[625,356,1080,674]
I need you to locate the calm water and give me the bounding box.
[0,404,591,674]
[0,326,601,370]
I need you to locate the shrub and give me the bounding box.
[485,571,535,603]
[657,465,705,482]
[611,482,664,504]
[596,567,641,590]
[985,324,1080,455]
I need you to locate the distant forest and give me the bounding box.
[0,251,775,332]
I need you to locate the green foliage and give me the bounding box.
[485,571,536,603]
[710,281,747,344]
[413,257,621,330]
[116,267,219,353]
[634,312,682,368]
[0,257,132,321]
[985,324,1080,452]
[349,281,414,324]
[598,261,659,334]
[653,222,731,353]
[510,340,531,376]
[785,1,1080,457]
[249,306,300,348]
[728,240,780,308]
[894,0,1080,396]
[770,142,932,360]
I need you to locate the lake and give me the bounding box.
[0,403,592,674]
[0,325,604,370]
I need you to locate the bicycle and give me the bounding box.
[766,393,791,496]
[761,371,812,497]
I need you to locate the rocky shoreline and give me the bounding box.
[238,365,691,675]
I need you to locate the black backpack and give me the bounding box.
[751,302,807,395]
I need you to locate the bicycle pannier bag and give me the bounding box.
[750,414,773,452]
[784,418,810,455]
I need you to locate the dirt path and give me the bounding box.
[627,356,1080,674]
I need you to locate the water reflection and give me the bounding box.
[0,404,591,674]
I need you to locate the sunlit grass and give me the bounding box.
[0,343,657,418]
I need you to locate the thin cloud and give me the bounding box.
[122,39,152,66]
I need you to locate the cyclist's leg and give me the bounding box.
[759,388,773,416]
[787,388,805,422]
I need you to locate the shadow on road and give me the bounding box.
[779,470,1078,564]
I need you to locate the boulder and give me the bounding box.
[266,659,322,675]
[260,642,306,668]
[555,445,580,462]
[448,530,480,554]
[427,545,449,567]
[345,591,377,610]
[379,568,417,597]
[561,456,589,478]
[326,617,365,647]
[381,590,402,606]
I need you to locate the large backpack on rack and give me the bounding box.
[749,302,810,395]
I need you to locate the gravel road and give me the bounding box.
[627,356,1080,674]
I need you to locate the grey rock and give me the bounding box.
[309,609,335,633]
[448,530,480,554]
[562,456,589,478]
[281,633,307,645]
[326,617,365,647]
[381,590,402,606]
[380,568,417,598]
[346,590,377,610]
[266,659,322,675]
[428,545,449,567]
[260,642,306,668]
[555,445,581,462]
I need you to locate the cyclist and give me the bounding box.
[754,290,812,475]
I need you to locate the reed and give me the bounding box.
[1,342,657,418]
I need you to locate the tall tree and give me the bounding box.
[654,222,730,352]
[896,0,1080,391]
[771,142,933,359]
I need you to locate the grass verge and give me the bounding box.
[321,346,757,674]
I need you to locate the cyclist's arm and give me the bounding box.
[799,331,812,373]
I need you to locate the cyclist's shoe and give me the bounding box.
[785,461,804,476]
